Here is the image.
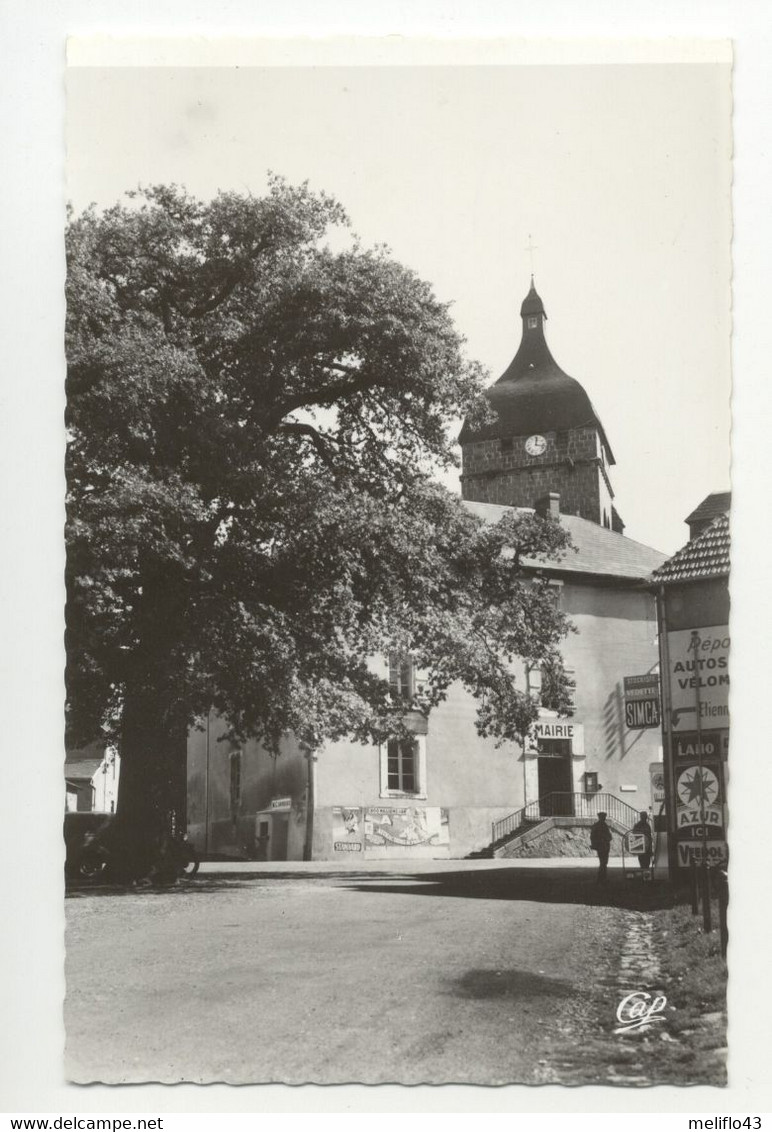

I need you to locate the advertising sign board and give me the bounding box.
[332,806,363,852]
[649,763,665,806]
[672,759,726,867]
[676,841,728,867]
[672,731,728,761]
[364,806,449,849]
[527,720,584,755]
[667,625,730,732]
[625,831,648,855]
[624,674,661,729]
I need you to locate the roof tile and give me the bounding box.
[651,513,730,584]
[685,492,731,526]
[463,500,667,580]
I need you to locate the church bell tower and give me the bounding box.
[459,281,623,531]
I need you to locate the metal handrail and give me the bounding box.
[491,792,641,845]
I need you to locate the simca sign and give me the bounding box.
[623,674,661,729]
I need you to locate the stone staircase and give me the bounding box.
[485,793,638,860]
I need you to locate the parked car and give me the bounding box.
[63,811,114,879]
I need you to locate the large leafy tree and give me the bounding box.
[66,179,572,875]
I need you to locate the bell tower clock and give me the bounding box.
[525,434,547,457]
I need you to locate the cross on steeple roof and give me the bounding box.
[525,234,538,276]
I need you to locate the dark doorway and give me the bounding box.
[537,740,573,815]
[256,819,270,861]
[270,814,289,861]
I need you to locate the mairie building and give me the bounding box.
[187,282,668,862]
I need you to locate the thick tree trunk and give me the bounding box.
[109,688,187,880]
[107,564,189,881]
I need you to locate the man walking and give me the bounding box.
[590,810,612,883]
[632,810,653,874]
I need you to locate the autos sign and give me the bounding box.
[667,625,730,732]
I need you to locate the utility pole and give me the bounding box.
[204,709,211,857]
[302,747,318,862]
[691,630,712,931]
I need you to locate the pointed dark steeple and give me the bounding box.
[459,281,622,530]
[460,279,613,457]
[520,275,546,317]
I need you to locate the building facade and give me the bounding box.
[65,742,121,814]
[188,283,668,861]
[650,497,731,875]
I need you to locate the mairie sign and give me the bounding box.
[624,674,661,729]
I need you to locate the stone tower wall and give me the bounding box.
[460,426,609,523]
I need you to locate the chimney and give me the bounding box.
[536,492,560,520]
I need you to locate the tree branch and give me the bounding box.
[263,369,377,431]
[276,422,339,469]
[187,238,272,319]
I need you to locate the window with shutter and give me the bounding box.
[389,654,414,699]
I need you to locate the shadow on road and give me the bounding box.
[449,967,572,1000]
[65,869,430,898]
[342,868,678,911]
[67,865,679,910]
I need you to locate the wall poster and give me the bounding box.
[332,806,363,852]
[364,806,449,848]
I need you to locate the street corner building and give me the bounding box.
[649,495,731,874]
[187,282,671,864]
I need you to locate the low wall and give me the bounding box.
[496,818,625,859]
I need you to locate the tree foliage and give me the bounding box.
[65,179,573,845]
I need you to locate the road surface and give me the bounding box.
[65,860,666,1086]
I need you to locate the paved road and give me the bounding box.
[65,862,639,1086]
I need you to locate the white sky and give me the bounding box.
[67,54,732,555]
